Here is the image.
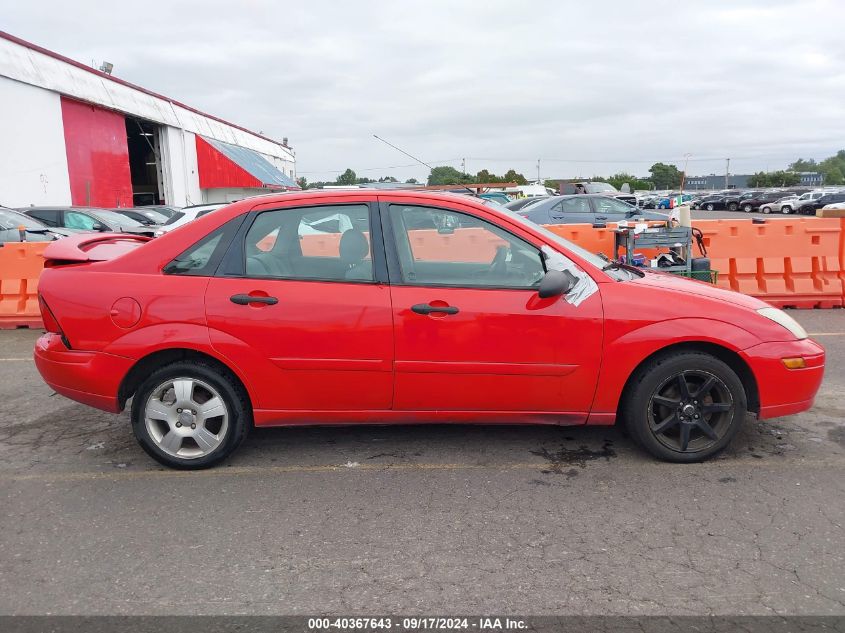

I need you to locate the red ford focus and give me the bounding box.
[34,190,824,469]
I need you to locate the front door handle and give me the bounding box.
[411,303,459,315]
[230,293,278,306]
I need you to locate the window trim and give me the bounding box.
[163,215,247,277]
[379,201,547,291]
[217,202,388,285]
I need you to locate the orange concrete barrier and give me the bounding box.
[694,219,843,308]
[0,241,49,329]
[547,219,843,309]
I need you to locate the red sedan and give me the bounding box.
[34,190,824,469]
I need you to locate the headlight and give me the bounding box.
[757,307,808,340]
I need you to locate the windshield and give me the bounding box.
[495,206,627,280]
[164,211,186,226]
[0,208,49,231]
[95,210,144,227]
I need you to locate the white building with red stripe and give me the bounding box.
[0,31,298,209]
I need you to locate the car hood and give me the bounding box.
[627,269,768,310]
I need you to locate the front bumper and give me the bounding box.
[740,338,825,420]
[34,333,134,413]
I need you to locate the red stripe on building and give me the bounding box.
[195,136,264,189]
[60,97,133,207]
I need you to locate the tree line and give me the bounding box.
[296,150,845,191]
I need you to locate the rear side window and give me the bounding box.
[26,209,60,227]
[164,218,241,276]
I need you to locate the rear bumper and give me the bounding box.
[741,338,825,420]
[34,333,133,413]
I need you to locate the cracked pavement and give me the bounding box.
[0,311,843,615]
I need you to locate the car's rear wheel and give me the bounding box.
[705,203,714,211]
[743,204,753,213]
[761,206,772,214]
[781,205,792,214]
[727,202,738,211]
[131,361,250,469]
[623,352,747,462]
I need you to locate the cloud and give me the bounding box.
[4,0,845,181]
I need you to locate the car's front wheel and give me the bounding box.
[131,361,251,469]
[705,203,714,211]
[743,204,753,213]
[781,205,792,214]
[623,352,747,462]
[727,202,738,211]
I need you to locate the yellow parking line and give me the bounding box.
[2,456,844,483]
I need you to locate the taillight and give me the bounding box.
[38,294,62,334]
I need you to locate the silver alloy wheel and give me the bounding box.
[743,204,753,212]
[782,205,791,214]
[762,206,771,214]
[144,378,229,459]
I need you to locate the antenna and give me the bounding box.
[372,134,478,197]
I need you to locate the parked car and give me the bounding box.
[759,195,800,215]
[737,191,789,213]
[113,208,170,226]
[21,206,157,237]
[0,207,74,243]
[504,196,550,211]
[793,191,828,214]
[153,203,227,236]
[799,192,845,215]
[519,195,667,225]
[723,190,763,212]
[821,201,845,211]
[691,195,728,211]
[34,190,824,469]
[560,181,637,206]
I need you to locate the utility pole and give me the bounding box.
[680,153,692,192]
[725,158,730,190]
[537,159,541,184]
[461,158,466,177]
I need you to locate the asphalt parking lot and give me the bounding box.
[1,311,844,616]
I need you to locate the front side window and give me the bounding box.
[244,204,373,282]
[389,205,545,289]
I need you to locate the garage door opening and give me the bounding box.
[125,117,163,206]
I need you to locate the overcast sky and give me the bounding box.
[5,0,845,182]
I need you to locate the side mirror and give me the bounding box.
[92,223,107,232]
[538,269,577,299]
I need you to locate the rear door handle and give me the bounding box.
[230,294,278,306]
[411,303,459,315]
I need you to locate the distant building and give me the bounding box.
[0,31,298,208]
[795,172,824,186]
[684,174,751,190]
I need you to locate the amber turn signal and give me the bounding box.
[782,357,806,369]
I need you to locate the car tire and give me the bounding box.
[727,203,738,212]
[743,204,753,213]
[781,205,792,214]
[130,361,251,470]
[762,206,771,214]
[623,351,747,463]
[705,203,714,211]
